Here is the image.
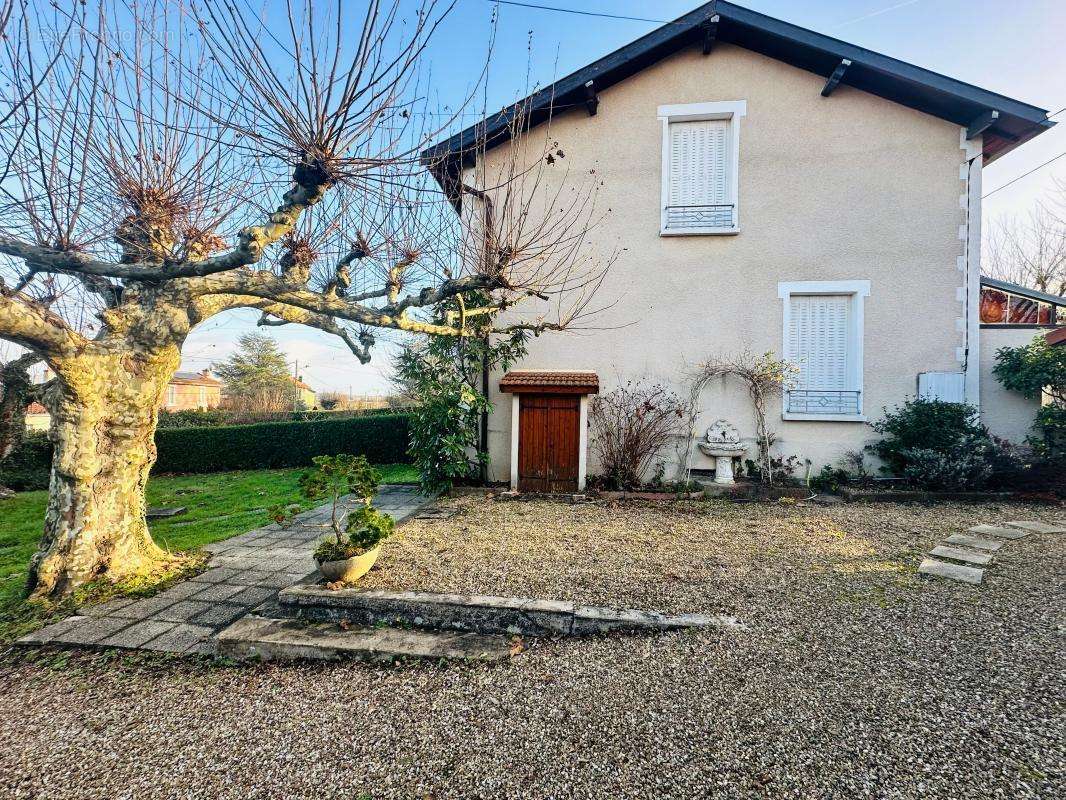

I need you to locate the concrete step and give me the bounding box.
[944,533,1003,552]
[1003,520,1066,535]
[928,545,993,567]
[215,614,512,663]
[278,583,744,637]
[918,558,984,585]
[968,524,1029,540]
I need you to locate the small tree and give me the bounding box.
[588,379,687,490]
[690,352,797,486]
[394,295,527,495]
[993,334,1066,458]
[214,332,295,413]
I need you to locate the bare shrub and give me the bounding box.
[589,380,686,490]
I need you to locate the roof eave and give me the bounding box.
[422,0,1052,190]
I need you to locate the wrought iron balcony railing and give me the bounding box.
[664,203,735,230]
[785,389,862,415]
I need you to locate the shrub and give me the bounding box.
[589,380,687,491]
[994,334,1066,460]
[394,302,527,495]
[1031,405,1066,459]
[293,455,395,564]
[867,398,1007,489]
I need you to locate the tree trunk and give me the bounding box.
[28,347,180,599]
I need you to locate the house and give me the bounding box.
[978,278,1065,443]
[163,371,223,412]
[423,1,1055,491]
[27,369,223,430]
[290,376,317,409]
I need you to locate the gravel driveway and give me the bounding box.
[1,498,1063,799]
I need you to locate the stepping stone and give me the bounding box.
[918,558,984,585]
[215,614,512,663]
[1003,521,1066,535]
[929,545,993,566]
[146,506,187,518]
[944,533,1002,552]
[968,524,1029,540]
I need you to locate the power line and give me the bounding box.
[983,150,1066,198]
[487,1,672,25]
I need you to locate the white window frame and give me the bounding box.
[778,280,870,422]
[658,100,746,236]
[166,385,177,408]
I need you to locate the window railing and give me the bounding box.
[664,203,735,230]
[785,389,861,415]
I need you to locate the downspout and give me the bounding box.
[960,135,983,408]
[460,182,495,485]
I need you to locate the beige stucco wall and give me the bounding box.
[475,42,975,482]
[979,327,1047,444]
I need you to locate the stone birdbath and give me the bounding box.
[697,419,747,485]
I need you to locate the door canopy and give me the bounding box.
[499,370,599,395]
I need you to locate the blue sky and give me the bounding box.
[179,0,1066,396]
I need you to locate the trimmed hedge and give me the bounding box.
[0,433,51,491]
[0,415,411,485]
[154,414,411,473]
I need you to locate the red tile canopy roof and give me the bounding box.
[499,370,599,394]
[1047,327,1066,347]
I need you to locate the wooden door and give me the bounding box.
[517,394,580,493]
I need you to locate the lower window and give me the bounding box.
[778,280,869,421]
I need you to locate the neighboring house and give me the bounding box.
[27,369,222,430]
[24,402,49,432]
[290,376,317,409]
[163,371,223,412]
[979,278,1065,443]
[423,1,1056,491]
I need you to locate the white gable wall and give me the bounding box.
[473,43,976,480]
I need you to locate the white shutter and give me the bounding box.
[787,295,850,390]
[668,119,728,208]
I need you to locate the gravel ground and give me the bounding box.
[1,497,1063,799]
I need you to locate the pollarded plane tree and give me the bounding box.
[0,0,607,598]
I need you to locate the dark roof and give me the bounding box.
[422,0,1053,190]
[980,276,1066,307]
[499,370,599,394]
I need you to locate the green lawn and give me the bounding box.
[0,464,417,641]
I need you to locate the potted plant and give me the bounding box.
[298,454,395,584]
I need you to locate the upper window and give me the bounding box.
[165,385,177,408]
[980,286,1061,325]
[658,101,745,236]
[779,280,870,421]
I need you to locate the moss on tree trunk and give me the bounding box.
[27,348,180,599]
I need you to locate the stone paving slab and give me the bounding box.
[215,614,514,663]
[969,524,1029,540]
[929,545,993,567]
[918,558,984,585]
[944,533,1003,552]
[17,486,429,655]
[1003,521,1066,535]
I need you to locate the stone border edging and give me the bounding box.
[277,584,744,637]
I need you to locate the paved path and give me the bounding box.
[21,486,428,654]
[918,518,1066,585]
